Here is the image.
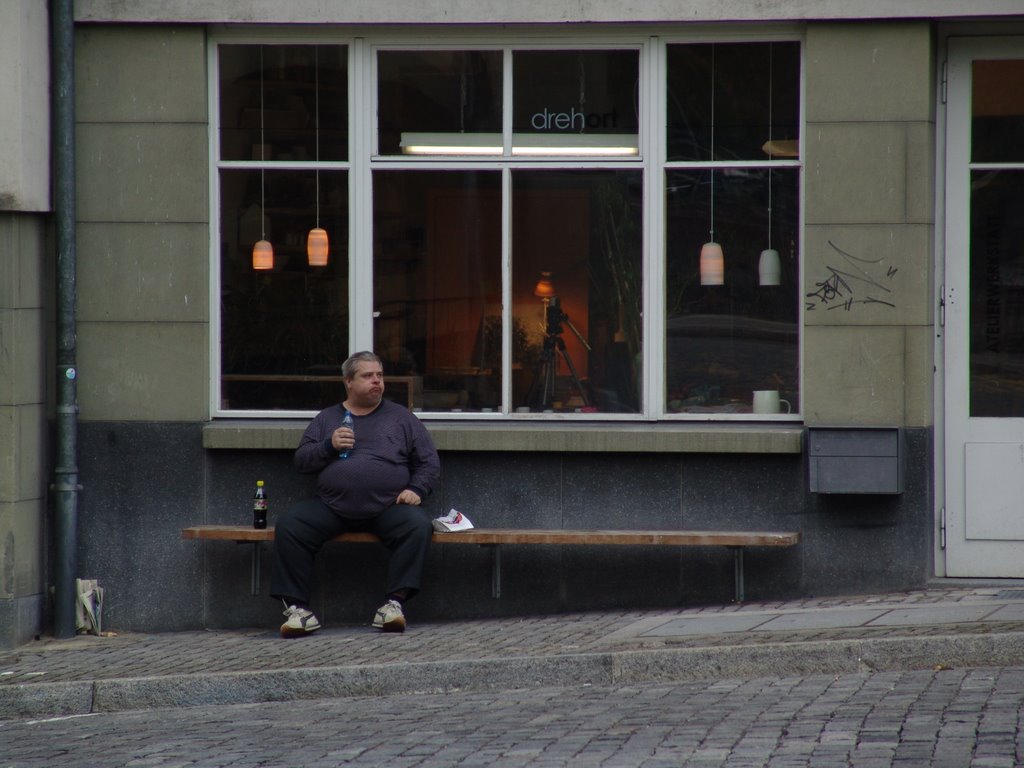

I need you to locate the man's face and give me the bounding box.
[345,360,385,407]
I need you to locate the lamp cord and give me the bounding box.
[767,43,772,249]
[709,44,715,241]
[314,46,320,228]
[260,46,266,241]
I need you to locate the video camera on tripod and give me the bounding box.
[545,296,591,353]
[545,296,568,336]
[528,295,592,410]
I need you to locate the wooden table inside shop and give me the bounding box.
[221,374,423,409]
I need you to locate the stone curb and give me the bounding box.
[4,631,1024,720]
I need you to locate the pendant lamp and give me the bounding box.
[307,46,329,267]
[253,47,274,271]
[307,227,328,267]
[700,240,724,286]
[758,246,781,286]
[758,169,781,286]
[759,44,780,287]
[253,238,274,270]
[699,45,723,286]
[699,170,724,286]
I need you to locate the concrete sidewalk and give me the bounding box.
[4,582,1024,720]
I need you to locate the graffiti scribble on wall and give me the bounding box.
[806,240,898,311]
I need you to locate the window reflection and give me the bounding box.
[512,50,640,156]
[665,168,799,414]
[970,170,1024,416]
[667,42,799,162]
[665,40,800,416]
[971,60,1024,164]
[378,50,503,156]
[373,171,503,411]
[219,45,347,162]
[512,171,643,413]
[219,169,349,410]
[371,170,642,414]
[215,39,802,418]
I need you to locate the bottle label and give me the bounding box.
[254,499,268,511]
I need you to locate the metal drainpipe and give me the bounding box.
[52,0,79,639]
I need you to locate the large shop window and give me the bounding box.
[375,48,642,414]
[215,38,800,418]
[664,42,801,415]
[373,168,642,413]
[217,44,349,411]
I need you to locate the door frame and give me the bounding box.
[936,30,1024,578]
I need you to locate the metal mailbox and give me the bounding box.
[807,427,904,494]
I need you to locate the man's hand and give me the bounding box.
[396,489,422,506]
[331,427,355,453]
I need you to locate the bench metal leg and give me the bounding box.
[730,546,744,603]
[249,542,261,596]
[487,544,502,598]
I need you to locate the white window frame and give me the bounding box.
[658,31,805,421]
[208,26,804,422]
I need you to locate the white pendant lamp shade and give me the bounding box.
[700,241,724,286]
[252,239,274,270]
[758,247,781,286]
[307,227,329,267]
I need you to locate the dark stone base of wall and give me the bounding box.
[75,422,932,633]
[0,594,45,650]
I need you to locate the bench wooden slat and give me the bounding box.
[451,529,801,547]
[182,524,800,603]
[181,524,800,548]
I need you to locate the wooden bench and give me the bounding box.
[183,524,800,603]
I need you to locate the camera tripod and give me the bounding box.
[528,297,591,411]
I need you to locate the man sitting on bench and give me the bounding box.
[271,351,441,637]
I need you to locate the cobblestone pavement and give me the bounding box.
[3,666,1023,767]
[4,585,1024,722]
[5,586,1024,685]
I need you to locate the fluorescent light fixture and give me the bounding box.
[514,133,639,156]
[400,132,639,156]
[400,133,502,155]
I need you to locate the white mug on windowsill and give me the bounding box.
[752,390,791,415]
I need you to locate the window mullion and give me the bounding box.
[502,47,514,411]
[351,37,375,352]
[645,36,664,420]
[502,165,513,413]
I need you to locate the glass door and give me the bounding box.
[944,37,1024,575]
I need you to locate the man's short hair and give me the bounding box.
[342,351,383,380]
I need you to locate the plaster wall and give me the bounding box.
[0,1,50,213]
[803,22,935,427]
[0,2,50,648]
[75,26,210,422]
[0,215,48,648]
[73,0,1024,24]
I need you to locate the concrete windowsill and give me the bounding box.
[202,420,804,454]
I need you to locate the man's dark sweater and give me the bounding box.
[294,399,440,519]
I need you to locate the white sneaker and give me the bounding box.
[372,599,406,632]
[280,603,321,638]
